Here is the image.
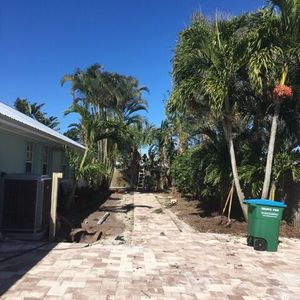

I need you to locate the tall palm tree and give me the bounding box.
[169,15,250,219]
[62,64,149,189]
[62,64,118,168]
[119,78,148,125]
[247,0,300,199]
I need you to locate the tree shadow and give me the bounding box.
[99,204,153,213]
[56,190,112,240]
[175,193,244,221]
[56,190,149,241]
[0,241,57,296]
[192,196,244,221]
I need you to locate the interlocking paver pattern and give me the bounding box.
[1,192,300,299]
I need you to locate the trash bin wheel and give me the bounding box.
[247,236,253,246]
[254,238,267,251]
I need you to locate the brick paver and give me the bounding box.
[1,192,300,299]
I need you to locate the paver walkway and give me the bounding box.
[1,193,300,299]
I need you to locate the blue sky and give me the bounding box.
[0,0,264,132]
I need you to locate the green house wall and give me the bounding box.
[0,128,68,177]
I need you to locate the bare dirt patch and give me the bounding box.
[157,191,300,239]
[57,191,134,244]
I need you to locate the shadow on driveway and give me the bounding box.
[0,241,57,296]
[99,204,153,213]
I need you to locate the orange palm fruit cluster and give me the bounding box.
[272,84,293,98]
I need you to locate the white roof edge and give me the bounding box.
[0,101,85,151]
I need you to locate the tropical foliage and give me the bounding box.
[14,2,300,224]
[14,98,60,130]
[62,64,148,206]
[156,0,300,222]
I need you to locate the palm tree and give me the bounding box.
[64,100,106,208]
[247,0,300,199]
[169,15,250,219]
[62,64,117,170]
[119,77,148,125]
[62,64,149,190]
[14,98,32,114]
[14,98,60,130]
[146,121,176,189]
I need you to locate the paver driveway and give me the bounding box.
[1,192,300,299]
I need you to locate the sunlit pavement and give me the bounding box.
[1,192,300,299]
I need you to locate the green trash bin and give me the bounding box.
[244,199,287,252]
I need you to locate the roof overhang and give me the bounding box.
[0,102,85,151]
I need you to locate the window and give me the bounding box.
[61,153,67,179]
[42,147,49,175]
[25,142,33,173]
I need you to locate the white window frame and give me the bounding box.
[61,152,67,179]
[25,142,33,173]
[42,147,49,175]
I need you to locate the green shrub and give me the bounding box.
[171,150,193,194]
[171,141,231,202]
[171,147,204,196]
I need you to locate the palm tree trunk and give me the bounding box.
[261,101,281,199]
[97,140,101,161]
[103,138,108,164]
[66,145,88,210]
[223,97,248,221]
[106,143,117,188]
[178,124,187,154]
[79,146,89,171]
[223,120,248,221]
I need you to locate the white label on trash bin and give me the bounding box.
[260,207,280,218]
